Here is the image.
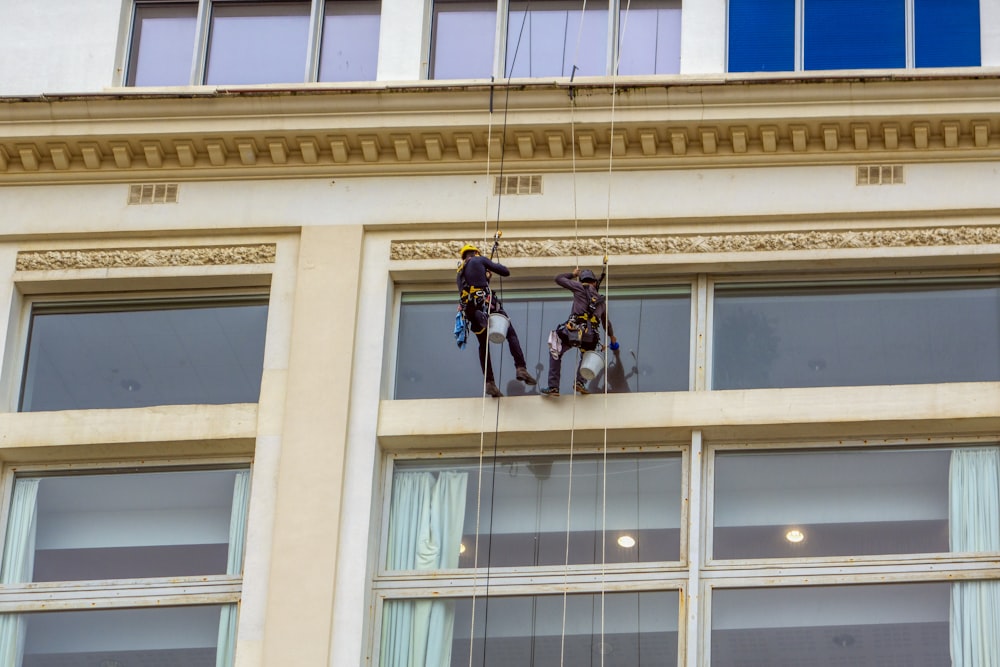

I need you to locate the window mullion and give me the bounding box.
[794,0,804,70]
[191,0,213,84]
[905,0,915,68]
[306,0,325,81]
[684,430,705,667]
[607,0,619,75]
[495,0,509,79]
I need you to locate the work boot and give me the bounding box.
[539,386,559,397]
[484,381,503,398]
[574,381,590,395]
[516,367,538,385]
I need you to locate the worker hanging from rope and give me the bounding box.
[539,266,617,397]
[456,237,537,398]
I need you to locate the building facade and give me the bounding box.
[1,1,1000,665]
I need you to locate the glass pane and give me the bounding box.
[727,0,795,72]
[382,591,678,667]
[387,453,682,570]
[128,3,198,86]
[713,448,964,560]
[431,0,497,79]
[804,0,905,70]
[395,289,690,399]
[18,605,228,666]
[319,1,381,82]
[712,583,950,666]
[20,301,268,411]
[506,1,607,77]
[6,469,245,582]
[206,2,310,85]
[616,0,681,75]
[712,281,1000,389]
[914,0,981,67]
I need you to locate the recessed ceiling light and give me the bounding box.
[785,529,805,543]
[617,535,636,548]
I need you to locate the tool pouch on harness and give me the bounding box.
[556,292,604,350]
[459,285,496,335]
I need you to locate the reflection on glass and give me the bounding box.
[128,3,198,86]
[206,2,310,84]
[712,281,1000,389]
[387,454,683,570]
[17,605,227,666]
[711,584,950,666]
[616,0,681,75]
[506,1,607,77]
[319,0,381,82]
[20,301,268,411]
[382,591,678,667]
[431,0,497,79]
[4,469,246,582]
[713,449,958,560]
[395,289,690,399]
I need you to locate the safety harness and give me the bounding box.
[557,288,604,349]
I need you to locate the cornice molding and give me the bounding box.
[390,225,1000,260]
[3,78,1000,183]
[16,244,277,271]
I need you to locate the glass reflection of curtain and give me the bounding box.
[949,448,1000,666]
[380,471,468,667]
[217,470,251,667]
[0,478,40,666]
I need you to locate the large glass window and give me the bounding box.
[19,298,268,412]
[712,583,951,665]
[430,0,681,79]
[13,605,230,667]
[728,0,981,72]
[711,280,1000,389]
[713,446,1000,561]
[4,468,249,582]
[395,287,690,399]
[380,591,679,666]
[127,2,198,86]
[127,0,381,85]
[386,453,683,570]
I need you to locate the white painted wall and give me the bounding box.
[0,0,126,96]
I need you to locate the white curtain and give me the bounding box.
[380,470,468,667]
[217,470,251,667]
[949,448,1000,666]
[0,478,40,667]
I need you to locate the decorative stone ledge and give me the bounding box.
[16,244,277,271]
[390,225,1000,260]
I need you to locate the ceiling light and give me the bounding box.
[785,529,805,543]
[617,535,636,548]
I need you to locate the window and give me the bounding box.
[394,286,691,399]
[126,0,381,86]
[429,0,680,79]
[0,466,249,665]
[19,297,268,412]
[712,446,1000,561]
[728,0,981,72]
[711,279,1000,390]
[376,451,684,665]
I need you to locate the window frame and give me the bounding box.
[428,0,682,80]
[0,458,249,665]
[704,437,1000,570]
[123,0,382,86]
[14,289,270,413]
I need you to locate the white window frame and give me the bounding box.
[788,0,916,70]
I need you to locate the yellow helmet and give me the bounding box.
[459,244,480,258]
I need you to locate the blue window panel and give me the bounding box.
[728,0,795,72]
[804,0,905,70]
[915,0,981,67]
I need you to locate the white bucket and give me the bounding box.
[487,314,510,343]
[579,350,604,380]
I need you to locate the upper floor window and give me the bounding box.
[19,296,268,411]
[430,0,680,79]
[711,278,1000,390]
[126,0,381,86]
[728,0,981,72]
[394,286,691,399]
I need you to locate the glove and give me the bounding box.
[609,341,620,351]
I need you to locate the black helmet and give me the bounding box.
[579,269,597,283]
